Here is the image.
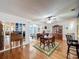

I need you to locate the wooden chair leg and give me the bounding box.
[53,42,55,47]
[43,43,45,49]
[40,42,41,46]
[16,41,18,46]
[47,42,50,49]
[76,46,79,59]
[67,46,70,59]
[52,43,53,47]
[20,40,23,48]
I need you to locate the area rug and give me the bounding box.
[33,42,59,56]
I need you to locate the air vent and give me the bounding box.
[77,13,79,18]
[71,8,75,11]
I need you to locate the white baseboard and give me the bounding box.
[0,43,28,53]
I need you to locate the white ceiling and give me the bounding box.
[0,0,78,21]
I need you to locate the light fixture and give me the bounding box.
[46,16,56,24]
[71,8,75,11]
[46,16,52,24]
[47,20,52,24]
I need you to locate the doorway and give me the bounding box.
[29,24,38,42]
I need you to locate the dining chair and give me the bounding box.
[37,33,41,39]
[40,34,49,49]
[66,34,79,59]
[48,36,55,47]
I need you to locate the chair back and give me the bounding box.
[66,34,78,45]
[66,35,72,40]
[40,34,44,39]
[66,35,73,45]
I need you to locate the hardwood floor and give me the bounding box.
[0,40,78,59]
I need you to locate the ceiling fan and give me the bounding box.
[48,16,52,20]
[47,16,56,24]
[46,16,52,24]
